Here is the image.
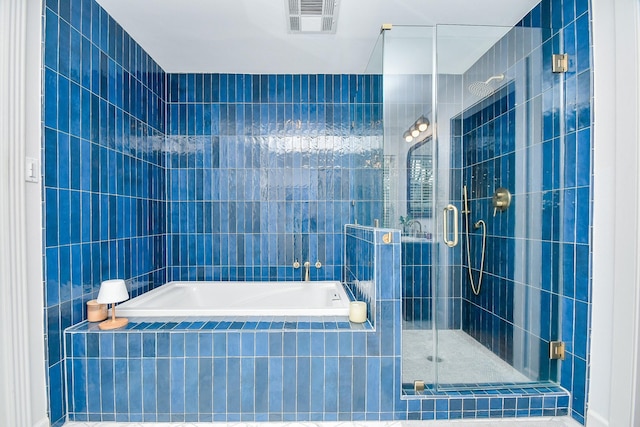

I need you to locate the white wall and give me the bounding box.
[589,0,640,426]
[0,0,48,426]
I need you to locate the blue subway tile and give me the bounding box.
[128,333,141,357]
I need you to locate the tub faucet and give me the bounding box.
[303,261,310,282]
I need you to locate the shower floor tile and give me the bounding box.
[402,329,530,384]
[64,417,582,426]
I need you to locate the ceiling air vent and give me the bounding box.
[286,0,339,33]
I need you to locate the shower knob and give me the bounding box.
[492,187,511,216]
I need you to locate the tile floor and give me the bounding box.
[402,329,530,384]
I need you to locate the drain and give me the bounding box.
[426,355,443,363]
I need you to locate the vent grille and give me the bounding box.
[324,0,334,16]
[322,17,333,32]
[290,16,300,31]
[286,0,339,33]
[301,0,322,14]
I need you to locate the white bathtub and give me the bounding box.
[115,281,351,317]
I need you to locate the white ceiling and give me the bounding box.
[96,0,540,74]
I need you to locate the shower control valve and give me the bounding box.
[293,260,300,269]
[492,187,512,216]
[315,261,322,269]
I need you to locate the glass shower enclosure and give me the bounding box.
[372,23,563,390]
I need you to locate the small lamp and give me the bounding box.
[96,279,129,330]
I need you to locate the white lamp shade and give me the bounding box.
[96,279,129,304]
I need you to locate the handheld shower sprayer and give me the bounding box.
[462,185,487,296]
[462,185,471,215]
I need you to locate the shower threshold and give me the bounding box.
[63,418,582,426]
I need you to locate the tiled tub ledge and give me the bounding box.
[63,416,582,426]
[68,318,373,333]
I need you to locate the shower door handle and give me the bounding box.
[442,204,459,247]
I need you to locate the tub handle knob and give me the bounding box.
[315,261,322,268]
[293,260,300,269]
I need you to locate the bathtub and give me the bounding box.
[115,280,351,317]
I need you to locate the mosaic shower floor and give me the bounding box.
[63,417,582,426]
[402,329,530,384]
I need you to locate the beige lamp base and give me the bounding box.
[98,317,128,330]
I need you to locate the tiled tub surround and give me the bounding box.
[450,1,592,423]
[65,226,569,422]
[42,1,167,424]
[164,73,384,283]
[65,226,396,422]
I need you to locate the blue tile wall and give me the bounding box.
[165,74,383,282]
[42,0,166,424]
[451,1,592,423]
[401,242,432,326]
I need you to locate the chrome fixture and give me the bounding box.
[492,187,511,216]
[315,261,322,269]
[293,260,300,269]
[403,115,430,144]
[407,219,423,237]
[468,74,504,98]
[463,185,486,296]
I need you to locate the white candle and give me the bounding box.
[349,301,367,323]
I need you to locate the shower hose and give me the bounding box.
[463,185,487,296]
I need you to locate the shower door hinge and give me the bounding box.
[380,23,393,33]
[549,341,566,360]
[413,380,425,392]
[552,54,569,73]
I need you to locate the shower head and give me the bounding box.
[468,74,505,98]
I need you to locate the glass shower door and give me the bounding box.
[433,24,562,388]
